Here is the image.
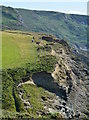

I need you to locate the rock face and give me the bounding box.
[39,37,89,118]
[51,44,89,118]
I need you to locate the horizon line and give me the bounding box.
[1,5,87,16]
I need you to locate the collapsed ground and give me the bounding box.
[2,30,89,119]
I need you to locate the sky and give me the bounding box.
[1,1,88,15]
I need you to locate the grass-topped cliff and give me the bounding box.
[2,30,89,119]
[2,30,57,69]
[1,5,89,119]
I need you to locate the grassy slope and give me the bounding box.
[2,31,38,68]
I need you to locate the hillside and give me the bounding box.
[1,6,88,49]
[2,30,89,119]
[1,5,89,119]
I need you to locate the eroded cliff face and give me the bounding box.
[2,33,89,119]
[51,44,88,118]
[40,37,89,118]
[17,36,89,118]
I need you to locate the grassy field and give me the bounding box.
[2,31,38,68]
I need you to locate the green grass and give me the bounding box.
[2,110,32,118]
[2,31,38,68]
[20,84,55,117]
[2,70,16,112]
